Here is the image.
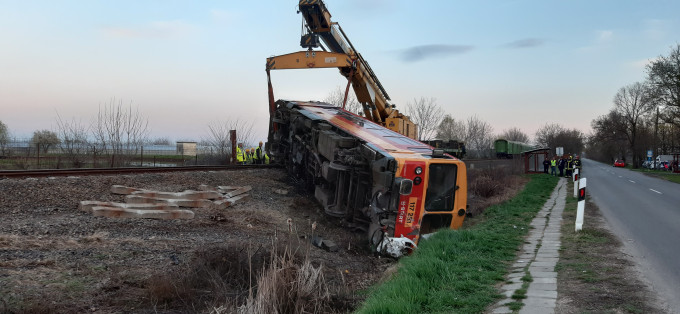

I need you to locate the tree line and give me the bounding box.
[588,44,680,167]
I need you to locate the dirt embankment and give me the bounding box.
[0,169,395,313]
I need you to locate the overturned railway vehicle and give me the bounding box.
[268,100,468,257]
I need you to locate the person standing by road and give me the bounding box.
[565,155,573,178]
[550,157,557,176]
[558,156,565,177]
[573,156,582,174]
[543,158,550,174]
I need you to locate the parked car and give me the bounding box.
[613,159,625,167]
[641,160,652,169]
[656,161,670,170]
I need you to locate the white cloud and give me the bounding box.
[643,19,671,41]
[101,20,195,39]
[211,9,234,23]
[576,30,614,53]
[597,30,613,43]
[628,57,659,69]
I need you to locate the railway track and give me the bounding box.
[0,159,514,179]
[0,164,281,178]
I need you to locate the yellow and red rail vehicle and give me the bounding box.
[268,100,467,257]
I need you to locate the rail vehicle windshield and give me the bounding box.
[424,163,458,211]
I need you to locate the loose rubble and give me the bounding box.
[78,184,252,220]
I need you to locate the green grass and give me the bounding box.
[631,168,680,183]
[356,174,559,314]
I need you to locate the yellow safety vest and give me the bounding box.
[264,153,270,164]
[236,147,244,163]
[550,160,557,167]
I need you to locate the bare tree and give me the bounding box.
[435,114,465,140]
[535,123,584,155]
[534,123,564,148]
[55,113,90,167]
[406,97,444,141]
[613,82,654,167]
[0,120,9,156]
[323,86,362,115]
[588,111,627,162]
[646,43,680,126]
[31,130,61,155]
[203,118,256,164]
[500,127,530,143]
[464,115,494,158]
[91,98,149,166]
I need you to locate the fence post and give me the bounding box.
[573,168,579,198]
[140,146,144,167]
[230,130,237,165]
[575,178,587,231]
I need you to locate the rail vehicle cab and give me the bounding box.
[372,151,467,257]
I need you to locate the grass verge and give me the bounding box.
[356,174,559,314]
[631,168,680,183]
[555,180,661,313]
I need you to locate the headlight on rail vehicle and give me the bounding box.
[415,166,423,175]
[397,178,413,195]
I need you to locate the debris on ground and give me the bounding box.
[78,184,252,219]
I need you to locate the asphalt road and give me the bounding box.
[581,158,680,313]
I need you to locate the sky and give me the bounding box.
[1,0,679,144]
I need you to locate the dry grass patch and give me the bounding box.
[467,168,530,218]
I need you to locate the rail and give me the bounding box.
[0,164,281,178]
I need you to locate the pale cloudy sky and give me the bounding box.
[1,0,678,144]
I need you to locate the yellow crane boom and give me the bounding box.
[266,0,417,139]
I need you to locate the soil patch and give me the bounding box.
[0,169,392,313]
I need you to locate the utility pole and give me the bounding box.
[654,107,659,169]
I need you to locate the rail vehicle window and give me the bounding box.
[424,163,457,211]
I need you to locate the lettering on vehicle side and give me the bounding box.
[325,57,337,63]
[404,197,417,228]
[397,200,407,224]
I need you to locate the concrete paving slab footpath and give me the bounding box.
[489,178,566,314]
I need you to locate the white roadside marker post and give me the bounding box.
[575,177,587,232]
[573,168,579,198]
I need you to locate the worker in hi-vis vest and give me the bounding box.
[550,157,557,176]
[236,143,245,164]
[246,148,253,164]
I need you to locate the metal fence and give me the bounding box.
[0,139,234,170]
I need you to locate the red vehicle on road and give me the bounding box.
[613,159,625,167]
